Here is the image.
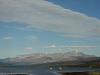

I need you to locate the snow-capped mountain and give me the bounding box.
[1,51,96,65]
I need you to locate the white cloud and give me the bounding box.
[0,0,100,39]
[3,36,13,40]
[59,46,96,50]
[73,41,82,42]
[43,45,56,48]
[26,36,37,40]
[92,28,100,34]
[58,49,62,51]
[25,47,33,51]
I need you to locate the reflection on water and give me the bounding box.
[0,66,100,75]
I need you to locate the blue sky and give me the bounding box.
[0,0,100,59]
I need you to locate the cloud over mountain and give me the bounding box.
[25,47,33,51]
[43,45,56,48]
[0,0,100,39]
[60,46,96,50]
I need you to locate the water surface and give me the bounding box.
[0,66,100,75]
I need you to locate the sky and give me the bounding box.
[0,0,100,59]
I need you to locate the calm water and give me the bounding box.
[0,66,100,75]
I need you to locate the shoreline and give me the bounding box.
[58,72,88,75]
[58,70,100,75]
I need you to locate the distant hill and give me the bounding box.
[0,51,97,65]
[43,57,100,66]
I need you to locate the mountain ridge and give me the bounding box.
[0,51,97,65]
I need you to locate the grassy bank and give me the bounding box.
[58,71,100,75]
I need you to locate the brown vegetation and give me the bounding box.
[58,71,100,75]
